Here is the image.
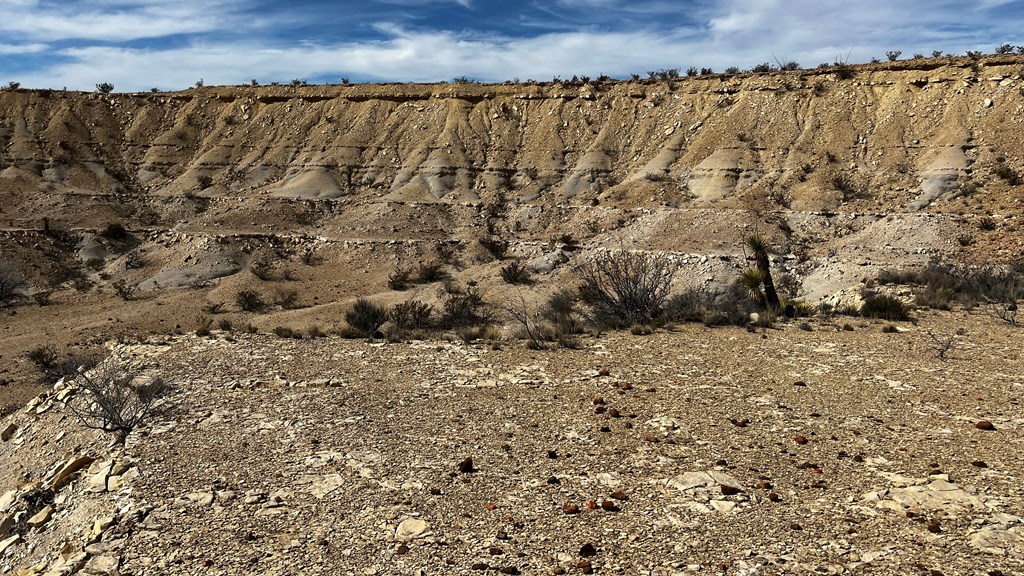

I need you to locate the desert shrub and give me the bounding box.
[797,321,812,332]
[27,345,58,371]
[345,298,388,337]
[64,360,169,443]
[250,258,275,281]
[3,81,20,91]
[0,261,26,304]
[479,236,509,260]
[786,299,816,318]
[388,267,412,290]
[885,50,902,61]
[701,282,761,327]
[390,300,434,332]
[236,290,266,312]
[540,288,585,335]
[275,288,299,309]
[217,319,233,331]
[629,324,653,335]
[194,316,213,336]
[993,164,1022,186]
[95,82,114,94]
[575,250,679,329]
[100,223,129,240]
[860,295,911,321]
[307,325,326,338]
[439,281,492,328]
[881,324,899,333]
[272,326,295,338]
[500,261,533,285]
[195,174,213,189]
[662,286,714,323]
[417,262,447,283]
[111,280,137,301]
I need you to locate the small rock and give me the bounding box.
[600,500,620,512]
[26,505,53,529]
[971,460,989,468]
[598,368,610,377]
[576,560,594,574]
[429,487,442,495]
[547,476,561,485]
[579,543,598,557]
[927,518,942,533]
[396,518,430,541]
[562,504,579,514]
[610,490,627,501]
[790,523,802,530]
[720,485,742,496]
[794,381,806,387]
[458,457,476,473]
[593,395,605,405]
[1,423,16,442]
[768,492,781,502]
[547,450,558,459]
[489,547,504,555]
[975,421,996,431]
[499,567,520,575]
[396,544,409,555]
[794,435,808,445]
[729,418,749,428]
[472,563,489,571]
[608,408,620,418]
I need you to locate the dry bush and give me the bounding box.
[345,298,388,337]
[236,290,266,312]
[438,281,492,329]
[64,360,169,443]
[575,250,679,329]
[390,300,433,332]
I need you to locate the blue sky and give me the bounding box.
[1,0,1022,91]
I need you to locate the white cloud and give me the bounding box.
[0,0,251,42]
[3,1,1022,90]
[0,42,48,55]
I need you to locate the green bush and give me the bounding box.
[860,295,910,321]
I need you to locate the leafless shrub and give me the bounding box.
[928,328,966,359]
[439,281,492,329]
[505,292,547,350]
[63,360,170,443]
[575,249,679,329]
[390,300,433,332]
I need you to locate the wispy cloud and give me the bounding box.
[0,0,251,42]
[1,0,1022,90]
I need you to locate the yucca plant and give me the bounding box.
[745,234,781,310]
